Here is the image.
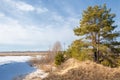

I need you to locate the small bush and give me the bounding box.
[100,55,120,68]
[55,52,65,65]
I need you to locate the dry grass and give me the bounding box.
[0,52,47,56]
[30,54,56,72]
[43,58,120,80]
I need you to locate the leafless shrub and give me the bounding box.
[30,41,62,72]
[51,41,62,61]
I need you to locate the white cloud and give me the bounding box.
[36,7,48,14]
[3,0,35,12]
[0,13,5,17]
[3,0,49,14]
[0,13,77,47]
[15,1,35,12]
[0,0,80,50]
[52,13,64,22]
[0,23,75,46]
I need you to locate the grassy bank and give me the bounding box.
[43,58,120,80]
[26,56,120,80]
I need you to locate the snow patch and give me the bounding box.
[23,69,49,80]
[0,56,32,66]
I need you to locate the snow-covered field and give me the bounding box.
[0,56,32,66]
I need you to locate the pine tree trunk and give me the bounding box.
[94,51,100,63]
[94,51,97,62]
[97,51,100,63]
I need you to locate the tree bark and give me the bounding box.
[97,50,100,63]
[94,51,97,62]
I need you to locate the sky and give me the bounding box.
[0,0,120,51]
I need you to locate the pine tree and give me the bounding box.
[66,39,91,61]
[74,4,120,65]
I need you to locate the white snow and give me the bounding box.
[23,69,49,80]
[36,55,43,59]
[0,56,32,66]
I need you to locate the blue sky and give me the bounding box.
[0,0,119,51]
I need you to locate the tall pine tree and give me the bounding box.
[74,4,120,66]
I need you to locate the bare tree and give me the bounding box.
[50,41,62,60]
[44,41,62,63]
[52,41,62,53]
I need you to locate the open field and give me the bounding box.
[0,51,48,56]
